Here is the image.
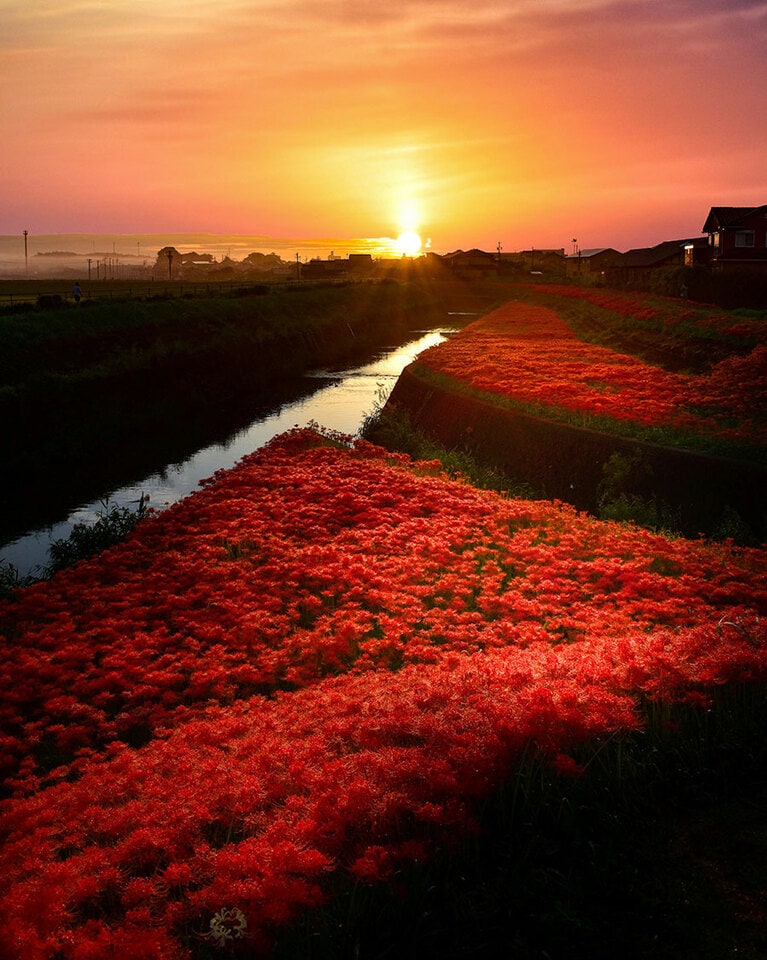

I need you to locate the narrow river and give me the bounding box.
[1,327,453,578]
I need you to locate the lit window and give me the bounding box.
[734,230,755,248]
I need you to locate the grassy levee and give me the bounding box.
[1,281,432,402]
[512,283,765,373]
[371,285,767,542]
[386,363,767,541]
[0,279,496,542]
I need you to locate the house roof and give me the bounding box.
[702,205,767,232]
[620,239,697,268]
[442,248,497,261]
[567,248,619,259]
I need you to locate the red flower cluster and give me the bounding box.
[1,428,765,957]
[417,299,767,447]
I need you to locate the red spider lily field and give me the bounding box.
[414,287,767,457]
[2,414,767,958]
[2,284,767,959]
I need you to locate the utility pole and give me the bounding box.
[23,230,28,275]
[166,248,173,281]
[87,258,92,281]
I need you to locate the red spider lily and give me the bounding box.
[416,298,767,446]
[0,427,765,957]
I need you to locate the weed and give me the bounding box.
[45,496,149,576]
[0,561,37,601]
[362,402,537,498]
[1,497,148,598]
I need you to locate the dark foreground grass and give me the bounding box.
[271,687,767,960]
[352,386,767,959]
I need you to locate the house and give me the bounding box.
[497,251,526,274]
[300,257,350,280]
[441,249,499,279]
[300,253,378,280]
[347,253,376,275]
[564,248,621,278]
[607,238,696,284]
[519,248,566,275]
[702,205,767,270]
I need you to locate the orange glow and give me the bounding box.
[2,2,766,252]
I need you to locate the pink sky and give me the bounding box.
[2,0,766,253]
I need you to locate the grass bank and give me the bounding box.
[1,280,445,406]
[372,287,767,542]
[383,364,766,540]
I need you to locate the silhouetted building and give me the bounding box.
[519,248,566,275]
[608,239,695,284]
[441,249,499,278]
[702,205,767,271]
[564,247,621,279]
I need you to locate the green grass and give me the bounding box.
[0,281,449,395]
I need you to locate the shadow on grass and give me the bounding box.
[272,688,767,960]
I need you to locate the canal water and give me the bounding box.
[1,328,453,578]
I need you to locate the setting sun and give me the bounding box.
[395,230,422,256]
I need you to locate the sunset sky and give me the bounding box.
[2,0,766,253]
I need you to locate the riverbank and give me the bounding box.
[387,363,767,540]
[1,328,452,581]
[0,279,501,543]
[377,289,767,542]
